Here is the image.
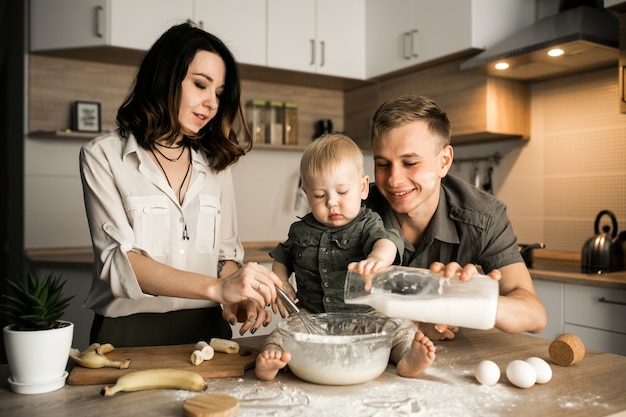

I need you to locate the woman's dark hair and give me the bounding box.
[116,22,250,171]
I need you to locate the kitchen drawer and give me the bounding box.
[564,284,626,334]
[563,323,626,356]
[529,279,564,340]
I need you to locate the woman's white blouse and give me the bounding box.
[79,131,244,317]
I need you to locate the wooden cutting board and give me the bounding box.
[67,343,258,385]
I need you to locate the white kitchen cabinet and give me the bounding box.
[563,284,626,356]
[528,278,626,356]
[529,279,564,341]
[365,0,535,79]
[195,0,267,66]
[267,0,365,79]
[31,0,193,52]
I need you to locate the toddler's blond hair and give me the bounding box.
[300,133,364,189]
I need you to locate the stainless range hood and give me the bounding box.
[460,3,619,81]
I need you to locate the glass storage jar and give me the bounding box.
[246,100,268,144]
[284,102,298,145]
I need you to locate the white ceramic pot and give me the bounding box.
[3,321,73,393]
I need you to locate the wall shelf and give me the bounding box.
[29,130,100,140]
[29,131,309,152]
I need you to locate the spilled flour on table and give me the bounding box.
[175,347,518,417]
[177,344,612,417]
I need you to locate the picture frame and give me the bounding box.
[72,101,101,133]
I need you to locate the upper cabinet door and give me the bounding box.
[365,0,535,79]
[31,0,193,52]
[267,0,316,73]
[196,0,267,66]
[31,0,108,50]
[267,0,365,79]
[109,0,193,50]
[365,0,414,78]
[315,0,365,79]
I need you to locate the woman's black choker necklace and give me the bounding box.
[152,143,186,162]
[154,141,184,149]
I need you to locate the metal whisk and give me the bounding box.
[276,287,326,335]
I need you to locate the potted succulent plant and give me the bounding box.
[1,271,75,394]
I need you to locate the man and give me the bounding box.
[365,95,546,341]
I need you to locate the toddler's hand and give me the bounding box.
[347,257,389,276]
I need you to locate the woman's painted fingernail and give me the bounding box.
[283,283,288,291]
[239,329,247,336]
[229,318,236,326]
[250,328,257,334]
[263,321,270,327]
[248,316,255,322]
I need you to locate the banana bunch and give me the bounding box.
[101,368,207,396]
[69,343,131,369]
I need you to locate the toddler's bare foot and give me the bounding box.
[396,330,436,378]
[255,350,291,381]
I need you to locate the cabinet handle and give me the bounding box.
[310,39,315,66]
[411,29,419,58]
[403,32,411,60]
[95,5,104,38]
[320,41,325,67]
[598,297,626,306]
[620,65,626,103]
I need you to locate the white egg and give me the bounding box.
[475,360,500,386]
[506,359,536,389]
[526,357,552,384]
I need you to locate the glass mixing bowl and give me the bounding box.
[277,313,398,385]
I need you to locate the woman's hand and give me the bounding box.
[218,262,283,308]
[222,300,273,336]
[272,281,297,318]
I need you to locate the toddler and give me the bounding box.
[256,133,435,381]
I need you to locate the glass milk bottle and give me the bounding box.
[344,266,499,330]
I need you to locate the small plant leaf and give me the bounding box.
[1,271,75,331]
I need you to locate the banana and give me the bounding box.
[101,369,207,396]
[209,338,239,354]
[69,345,131,369]
[190,350,204,366]
[194,341,215,361]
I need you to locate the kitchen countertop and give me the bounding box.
[24,241,279,265]
[25,246,626,290]
[1,328,625,416]
[529,249,626,290]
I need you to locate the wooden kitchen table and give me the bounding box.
[1,328,625,417]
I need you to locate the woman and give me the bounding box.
[79,23,283,347]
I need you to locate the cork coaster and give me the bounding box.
[549,333,585,366]
[183,393,239,417]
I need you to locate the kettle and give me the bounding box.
[581,210,626,273]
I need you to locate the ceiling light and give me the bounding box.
[494,62,510,70]
[548,48,564,57]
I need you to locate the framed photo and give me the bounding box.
[72,101,101,133]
